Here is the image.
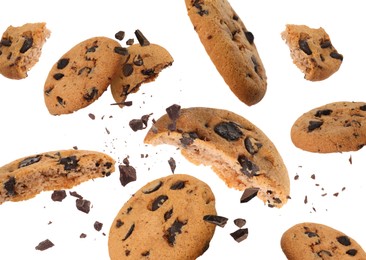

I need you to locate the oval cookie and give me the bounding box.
[108,174,216,259]
[110,43,173,108]
[281,222,366,259]
[44,36,127,115]
[184,0,267,106]
[144,106,290,208]
[0,149,115,205]
[291,101,366,153]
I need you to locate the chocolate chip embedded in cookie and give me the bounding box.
[110,42,173,108]
[0,22,50,79]
[281,222,366,259]
[108,174,216,259]
[184,0,267,106]
[44,36,127,115]
[291,101,366,153]
[144,106,290,208]
[281,24,343,81]
[0,149,115,205]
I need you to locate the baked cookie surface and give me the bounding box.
[108,174,216,260]
[184,0,267,106]
[44,36,125,115]
[281,222,366,260]
[111,43,173,108]
[0,22,50,79]
[281,24,343,81]
[144,106,290,208]
[291,101,366,153]
[0,149,115,205]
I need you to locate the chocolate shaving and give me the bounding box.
[203,215,228,228]
[35,239,54,251]
[230,228,249,243]
[240,187,259,203]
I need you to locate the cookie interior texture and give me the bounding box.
[281,222,366,260]
[0,150,115,204]
[108,174,216,259]
[144,107,290,208]
[0,22,51,79]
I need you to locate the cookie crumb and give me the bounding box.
[35,239,54,251]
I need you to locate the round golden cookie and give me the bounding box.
[110,43,173,108]
[0,149,115,205]
[44,36,127,115]
[0,22,50,79]
[108,174,217,260]
[281,222,366,259]
[144,106,290,208]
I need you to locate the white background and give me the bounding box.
[1,0,365,259]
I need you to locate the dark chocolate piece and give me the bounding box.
[240,187,259,203]
[230,228,249,243]
[307,120,323,132]
[203,215,228,228]
[168,157,176,173]
[346,249,358,256]
[151,195,169,211]
[94,221,103,231]
[114,46,128,56]
[119,165,137,187]
[35,239,54,251]
[234,218,246,228]
[244,137,262,155]
[142,181,163,194]
[19,37,33,53]
[135,29,150,46]
[59,156,78,171]
[19,155,42,168]
[164,219,187,246]
[299,39,312,55]
[238,155,259,177]
[57,58,69,69]
[76,198,91,214]
[115,31,125,41]
[170,180,185,190]
[164,208,173,221]
[122,224,135,241]
[166,104,181,121]
[245,31,254,44]
[214,122,243,141]
[337,236,351,246]
[314,109,332,117]
[4,176,16,196]
[51,190,67,202]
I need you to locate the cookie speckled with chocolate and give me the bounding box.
[291,101,366,153]
[0,149,115,205]
[281,222,366,259]
[44,36,126,115]
[111,43,173,108]
[0,22,50,79]
[184,0,267,106]
[281,24,343,81]
[108,174,216,259]
[144,107,290,208]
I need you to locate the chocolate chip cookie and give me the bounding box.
[44,36,127,115]
[184,0,267,106]
[281,24,343,81]
[144,105,290,208]
[291,101,366,153]
[281,222,366,259]
[0,149,115,205]
[108,174,217,259]
[0,22,50,79]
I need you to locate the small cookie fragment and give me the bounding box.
[281,222,366,259]
[184,0,267,106]
[281,24,343,81]
[111,42,173,108]
[0,150,115,205]
[0,22,51,79]
[44,36,125,115]
[144,107,290,208]
[108,174,216,259]
[291,101,366,153]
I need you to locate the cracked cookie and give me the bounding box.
[291,101,366,153]
[144,106,290,208]
[0,149,115,205]
[108,174,216,259]
[0,22,50,79]
[184,0,267,106]
[281,222,366,259]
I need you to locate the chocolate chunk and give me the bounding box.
[337,236,351,246]
[51,190,67,202]
[141,68,155,76]
[170,180,185,190]
[4,176,16,196]
[164,219,187,246]
[76,198,91,213]
[238,155,259,177]
[320,40,332,48]
[123,63,134,77]
[203,215,228,227]
[35,239,54,251]
[83,87,98,101]
[116,219,124,228]
[307,120,323,132]
[299,39,312,55]
[80,233,87,238]
[69,191,83,199]
[330,51,343,61]
[57,58,69,69]
[1,38,12,46]
[56,96,65,106]
[59,156,78,171]
[346,249,358,256]
[164,208,173,221]
[18,155,42,168]
[245,31,254,44]
[129,119,145,131]
[135,29,150,46]
[53,73,64,80]
[305,231,319,238]
[133,54,143,66]
[359,104,366,111]
[166,104,181,121]
[122,224,135,241]
[230,228,249,243]
[151,195,169,211]
[94,221,103,231]
[115,31,125,41]
[240,187,259,203]
[180,133,195,147]
[234,218,246,228]
[214,122,243,141]
[141,251,150,257]
[244,137,262,155]
[142,181,163,194]
[126,38,134,45]
[119,165,137,186]
[114,46,129,56]
[315,109,333,117]
[19,37,33,53]
[168,157,176,173]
